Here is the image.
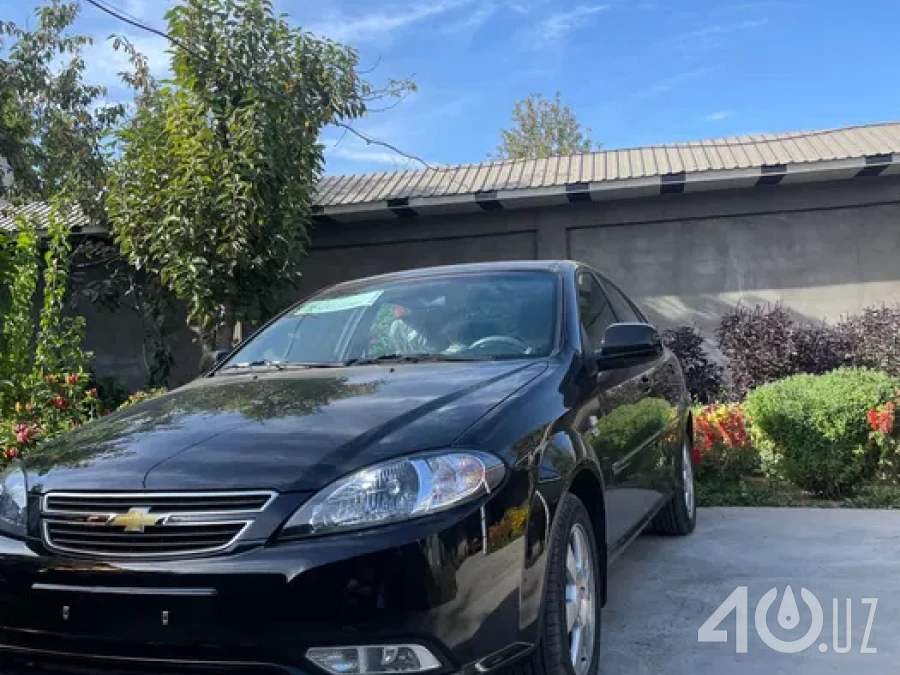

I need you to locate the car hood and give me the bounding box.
[25,361,547,492]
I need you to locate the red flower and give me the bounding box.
[4,447,18,460]
[868,409,878,430]
[66,373,78,386]
[87,388,98,398]
[50,395,69,410]
[691,445,701,465]
[879,409,894,435]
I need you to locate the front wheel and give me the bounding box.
[503,494,601,675]
[651,428,697,535]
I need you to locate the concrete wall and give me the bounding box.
[84,175,900,388]
[303,175,900,335]
[76,266,201,390]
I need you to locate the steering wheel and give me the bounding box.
[467,335,530,353]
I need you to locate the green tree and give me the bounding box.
[0,1,117,409]
[492,92,599,160]
[0,0,124,218]
[109,0,407,357]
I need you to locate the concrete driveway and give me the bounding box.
[599,508,900,674]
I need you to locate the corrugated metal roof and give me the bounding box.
[315,122,900,209]
[0,201,91,233]
[6,123,900,231]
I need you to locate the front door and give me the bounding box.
[599,276,675,516]
[574,271,649,550]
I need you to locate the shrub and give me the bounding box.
[844,485,900,509]
[837,306,900,377]
[0,371,101,465]
[0,209,92,417]
[716,303,854,400]
[662,326,722,403]
[693,403,758,480]
[716,304,797,399]
[865,391,900,480]
[92,375,132,412]
[791,322,854,376]
[745,368,898,498]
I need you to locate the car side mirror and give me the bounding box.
[594,322,662,370]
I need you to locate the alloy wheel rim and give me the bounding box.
[565,523,595,675]
[683,438,695,514]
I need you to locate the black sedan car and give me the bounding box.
[0,260,695,675]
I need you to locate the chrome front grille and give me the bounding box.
[41,491,276,559]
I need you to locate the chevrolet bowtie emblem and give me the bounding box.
[110,507,163,532]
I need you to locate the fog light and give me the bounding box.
[306,645,441,674]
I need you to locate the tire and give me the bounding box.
[651,426,697,536]
[502,494,601,675]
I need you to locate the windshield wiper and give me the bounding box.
[218,359,288,372]
[343,353,483,366]
[217,359,350,374]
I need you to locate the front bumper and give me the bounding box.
[0,488,536,675]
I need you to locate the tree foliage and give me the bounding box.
[109,0,398,351]
[492,92,598,160]
[0,1,116,402]
[0,0,124,217]
[0,217,40,403]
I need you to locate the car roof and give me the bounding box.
[327,260,582,291]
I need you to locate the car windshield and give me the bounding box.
[220,271,559,368]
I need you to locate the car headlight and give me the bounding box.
[0,464,28,538]
[281,451,505,538]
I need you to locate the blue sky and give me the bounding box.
[7,0,900,175]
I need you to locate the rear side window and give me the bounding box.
[603,280,642,323]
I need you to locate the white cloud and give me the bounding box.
[705,110,735,121]
[711,1,784,15]
[629,67,715,101]
[443,1,499,32]
[327,145,418,168]
[308,0,476,43]
[442,0,529,33]
[666,18,767,56]
[533,4,608,46]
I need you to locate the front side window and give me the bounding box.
[577,272,616,350]
[602,280,642,323]
[221,271,560,367]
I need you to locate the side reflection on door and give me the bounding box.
[585,369,676,548]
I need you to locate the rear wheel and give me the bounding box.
[503,494,601,675]
[651,428,697,535]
